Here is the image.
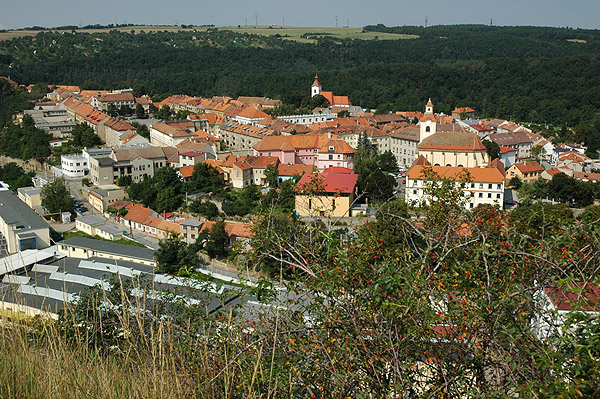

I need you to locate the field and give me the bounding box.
[0,25,418,42]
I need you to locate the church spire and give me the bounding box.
[311,73,322,97]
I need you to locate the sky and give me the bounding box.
[1,0,599,30]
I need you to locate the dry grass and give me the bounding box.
[0,319,188,398]
[0,278,274,398]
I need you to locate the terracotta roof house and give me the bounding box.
[231,156,280,188]
[506,161,544,184]
[320,91,351,108]
[199,221,254,248]
[121,203,182,238]
[451,107,476,119]
[276,164,314,184]
[541,168,564,180]
[295,171,358,217]
[253,134,331,166]
[316,138,356,171]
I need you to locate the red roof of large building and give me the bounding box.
[296,171,358,194]
[320,91,351,107]
[418,132,487,152]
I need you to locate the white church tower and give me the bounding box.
[311,73,322,97]
[419,98,437,142]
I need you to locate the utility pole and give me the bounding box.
[255,13,258,28]
[425,16,428,28]
[335,16,338,28]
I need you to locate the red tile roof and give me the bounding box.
[179,165,196,178]
[544,283,600,312]
[452,107,476,114]
[277,164,314,176]
[499,146,517,154]
[513,161,543,174]
[418,132,486,152]
[237,107,269,120]
[296,172,358,194]
[200,221,254,238]
[318,139,356,154]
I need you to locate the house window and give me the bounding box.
[308,199,312,209]
[479,193,483,198]
[470,203,474,208]
[497,184,502,189]
[413,189,418,195]
[470,183,475,188]
[488,184,492,189]
[479,183,484,189]
[496,194,501,199]
[488,193,492,198]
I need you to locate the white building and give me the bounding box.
[61,153,89,178]
[406,165,504,209]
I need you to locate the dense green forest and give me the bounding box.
[0,25,599,128]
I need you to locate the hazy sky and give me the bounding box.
[1,0,598,30]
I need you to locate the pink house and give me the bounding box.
[316,139,355,171]
[253,134,331,166]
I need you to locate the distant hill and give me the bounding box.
[0,24,599,126]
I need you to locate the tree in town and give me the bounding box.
[353,134,395,202]
[264,163,278,187]
[508,176,523,189]
[70,123,101,148]
[482,139,500,160]
[155,234,198,274]
[188,163,225,194]
[200,220,229,259]
[531,145,545,160]
[0,163,34,190]
[41,177,74,218]
[135,103,146,119]
[189,200,219,219]
[378,150,399,173]
[153,166,184,213]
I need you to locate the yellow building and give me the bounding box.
[88,186,126,213]
[295,171,358,218]
[506,161,544,184]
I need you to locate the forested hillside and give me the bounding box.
[1,25,599,126]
